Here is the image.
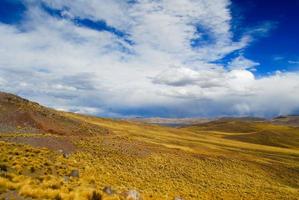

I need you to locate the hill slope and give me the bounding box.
[182,118,299,148]
[0,92,108,135]
[0,92,299,200]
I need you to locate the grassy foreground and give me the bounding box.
[0,102,299,199]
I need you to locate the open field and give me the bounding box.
[0,92,299,199]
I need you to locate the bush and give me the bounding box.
[30,166,35,173]
[90,191,102,200]
[0,164,7,172]
[54,194,62,200]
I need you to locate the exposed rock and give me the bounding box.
[174,197,184,200]
[63,176,70,182]
[63,153,69,158]
[103,186,114,195]
[123,189,141,200]
[69,169,79,178]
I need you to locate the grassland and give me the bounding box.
[0,92,299,199]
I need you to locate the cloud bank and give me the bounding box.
[0,0,299,117]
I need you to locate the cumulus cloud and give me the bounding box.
[152,65,227,88]
[0,0,298,117]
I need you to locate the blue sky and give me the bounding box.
[231,0,299,75]
[0,0,299,118]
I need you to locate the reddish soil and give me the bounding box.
[0,92,110,136]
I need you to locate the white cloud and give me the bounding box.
[0,0,298,117]
[55,105,105,115]
[228,56,260,70]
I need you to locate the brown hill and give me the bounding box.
[185,118,264,133]
[0,92,108,135]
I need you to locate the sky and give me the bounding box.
[0,0,299,118]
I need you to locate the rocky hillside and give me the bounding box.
[0,92,109,136]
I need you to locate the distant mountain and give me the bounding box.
[271,115,299,127]
[217,117,266,122]
[125,117,212,127]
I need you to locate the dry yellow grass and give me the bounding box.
[0,112,298,199]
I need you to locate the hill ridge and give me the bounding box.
[0,91,109,136]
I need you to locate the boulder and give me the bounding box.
[103,186,114,195]
[123,189,141,200]
[69,169,79,178]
